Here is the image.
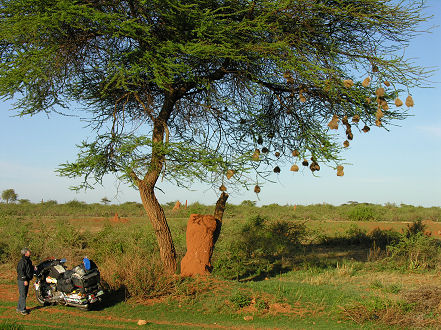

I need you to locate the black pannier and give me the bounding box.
[48,264,66,279]
[71,268,100,293]
[57,278,74,293]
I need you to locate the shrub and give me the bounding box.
[387,232,441,270]
[213,215,307,280]
[348,205,378,221]
[229,291,252,309]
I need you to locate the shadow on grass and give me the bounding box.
[90,286,127,311]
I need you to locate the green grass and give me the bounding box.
[1,201,441,328]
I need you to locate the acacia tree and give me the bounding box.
[0,0,430,273]
[1,189,18,204]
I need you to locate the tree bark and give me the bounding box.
[210,192,229,262]
[138,180,177,273]
[134,92,179,274]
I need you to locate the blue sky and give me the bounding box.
[1,2,440,207]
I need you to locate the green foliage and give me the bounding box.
[347,205,378,221]
[1,189,17,204]
[406,219,426,237]
[213,215,307,280]
[0,0,431,193]
[387,232,441,270]
[229,291,252,309]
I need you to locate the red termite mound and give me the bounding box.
[180,214,217,276]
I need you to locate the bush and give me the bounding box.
[387,232,441,270]
[213,215,307,280]
[229,291,252,309]
[348,205,378,221]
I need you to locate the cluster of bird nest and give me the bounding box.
[219,73,415,194]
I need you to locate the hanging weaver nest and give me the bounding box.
[328,114,339,130]
[362,77,371,87]
[343,79,354,88]
[219,184,227,191]
[290,164,299,172]
[352,115,360,123]
[310,162,320,172]
[254,185,261,193]
[292,149,300,157]
[283,71,294,84]
[299,88,307,103]
[375,119,382,127]
[252,149,260,161]
[381,101,389,111]
[302,159,309,166]
[257,135,263,144]
[372,64,379,72]
[226,169,235,180]
[384,81,391,87]
[376,88,385,97]
[376,108,384,120]
[362,125,370,133]
[273,166,281,173]
[406,95,414,107]
[395,98,403,107]
[275,151,280,157]
[343,140,349,148]
[337,165,344,176]
[262,147,269,153]
[365,97,371,104]
[346,129,353,140]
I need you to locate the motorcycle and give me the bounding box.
[34,258,104,310]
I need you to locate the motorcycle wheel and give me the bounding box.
[35,286,50,306]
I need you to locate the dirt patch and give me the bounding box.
[403,286,441,312]
[0,284,16,302]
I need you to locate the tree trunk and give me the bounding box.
[210,192,229,261]
[138,180,177,273]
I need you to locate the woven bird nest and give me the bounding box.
[302,159,309,166]
[328,114,339,130]
[290,164,299,172]
[262,147,269,153]
[273,166,281,173]
[275,151,280,157]
[362,77,371,87]
[343,140,349,148]
[336,165,344,176]
[395,98,403,107]
[254,185,261,193]
[226,169,235,180]
[376,108,384,120]
[310,162,320,172]
[283,71,294,84]
[362,125,370,133]
[343,79,354,88]
[219,184,227,191]
[375,119,382,127]
[252,149,260,161]
[376,88,385,97]
[257,135,263,144]
[352,115,360,123]
[384,81,391,87]
[406,95,414,107]
[292,150,300,157]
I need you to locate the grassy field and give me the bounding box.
[1,202,441,329]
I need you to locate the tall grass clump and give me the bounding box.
[212,215,307,280]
